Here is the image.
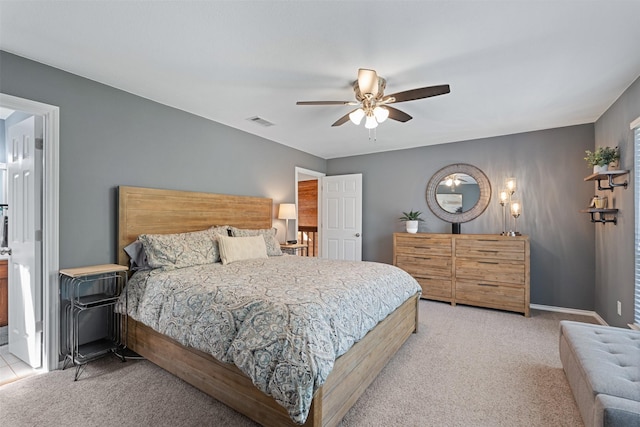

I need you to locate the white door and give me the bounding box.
[321,174,362,261]
[7,115,43,368]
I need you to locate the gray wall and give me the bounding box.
[0,51,326,268]
[3,50,634,321]
[327,124,597,310]
[594,76,640,327]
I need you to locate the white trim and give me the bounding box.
[530,304,608,325]
[629,323,640,331]
[630,116,640,130]
[0,93,60,372]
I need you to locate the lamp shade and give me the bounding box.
[349,108,365,125]
[510,199,522,217]
[364,114,378,129]
[278,203,296,220]
[373,106,389,123]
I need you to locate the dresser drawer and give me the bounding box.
[456,238,525,261]
[396,255,452,278]
[455,279,525,313]
[415,277,452,300]
[395,235,452,257]
[455,259,525,285]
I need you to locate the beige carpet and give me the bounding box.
[0,300,592,426]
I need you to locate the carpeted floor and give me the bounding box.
[0,300,593,426]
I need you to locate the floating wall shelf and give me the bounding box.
[581,170,629,225]
[579,208,618,225]
[583,170,630,192]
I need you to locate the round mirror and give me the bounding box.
[426,163,491,224]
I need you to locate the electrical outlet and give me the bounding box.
[617,301,622,316]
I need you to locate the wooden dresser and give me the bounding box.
[393,233,530,316]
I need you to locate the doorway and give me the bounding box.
[295,167,324,257]
[0,93,60,374]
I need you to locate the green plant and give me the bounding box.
[584,146,620,167]
[399,210,424,222]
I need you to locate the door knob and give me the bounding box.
[0,247,11,256]
[355,233,361,237]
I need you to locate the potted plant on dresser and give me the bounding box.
[584,146,620,173]
[399,210,424,234]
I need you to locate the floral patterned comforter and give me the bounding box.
[121,256,421,424]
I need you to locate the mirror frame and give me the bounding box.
[426,163,491,224]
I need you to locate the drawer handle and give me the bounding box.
[478,261,499,265]
[479,283,499,287]
[479,250,498,253]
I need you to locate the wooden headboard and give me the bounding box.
[118,186,273,266]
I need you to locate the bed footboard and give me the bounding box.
[125,292,419,427]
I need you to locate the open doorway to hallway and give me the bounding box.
[295,167,324,257]
[0,93,60,376]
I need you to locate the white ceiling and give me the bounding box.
[1,1,639,159]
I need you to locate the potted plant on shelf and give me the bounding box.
[584,146,620,173]
[399,210,424,234]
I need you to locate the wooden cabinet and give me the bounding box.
[393,233,530,316]
[393,234,453,303]
[0,260,7,327]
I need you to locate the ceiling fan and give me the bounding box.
[296,68,450,129]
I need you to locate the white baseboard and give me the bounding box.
[530,304,608,325]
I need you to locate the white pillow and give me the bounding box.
[217,235,268,265]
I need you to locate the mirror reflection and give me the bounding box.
[436,173,480,213]
[425,163,491,225]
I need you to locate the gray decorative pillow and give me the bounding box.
[123,240,150,271]
[229,226,283,256]
[139,228,219,269]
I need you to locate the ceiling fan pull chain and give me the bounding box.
[368,127,377,142]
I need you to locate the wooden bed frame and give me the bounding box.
[117,185,419,427]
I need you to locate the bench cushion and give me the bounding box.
[594,394,640,427]
[560,321,640,402]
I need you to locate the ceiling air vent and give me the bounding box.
[247,116,275,127]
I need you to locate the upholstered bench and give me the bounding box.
[559,321,640,426]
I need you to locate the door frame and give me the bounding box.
[294,167,325,256]
[0,93,60,372]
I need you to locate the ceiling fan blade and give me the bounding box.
[385,106,412,123]
[297,101,355,106]
[331,111,354,127]
[357,68,379,96]
[386,84,450,104]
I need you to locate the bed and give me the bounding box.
[117,185,421,427]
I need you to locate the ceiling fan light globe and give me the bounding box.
[358,69,379,97]
[373,106,389,123]
[349,108,365,125]
[364,115,378,129]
